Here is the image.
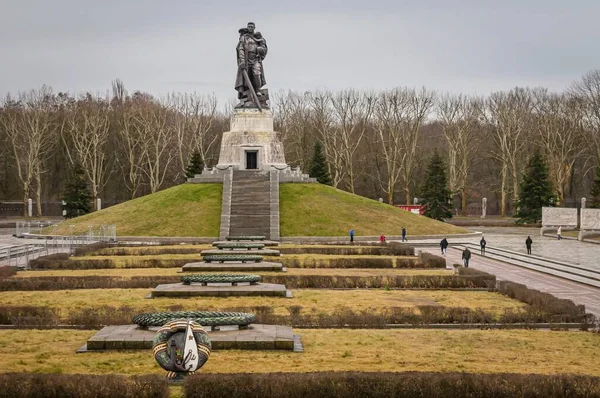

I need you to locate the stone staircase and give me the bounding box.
[228,170,273,239]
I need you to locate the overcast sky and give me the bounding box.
[1,0,599,105]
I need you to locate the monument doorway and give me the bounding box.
[245,151,258,169]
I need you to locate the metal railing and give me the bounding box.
[3,224,117,269]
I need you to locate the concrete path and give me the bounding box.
[420,246,600,317]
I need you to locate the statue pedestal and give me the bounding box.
[217,109,287,171]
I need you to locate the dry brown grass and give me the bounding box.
[0,289,524,316]
[0,329,598,376]
[13,268,452,278]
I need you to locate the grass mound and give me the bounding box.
[280,184,467,236]
[48,183,467,237]
[50,184,222,237]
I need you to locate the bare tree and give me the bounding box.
[570,70,600,164]
[61,94,112,209]
[307,91,346,188]
[1,87,59,216]
[398,87,436,204]
[373,88,410,204]
[169,92,218,178]
[111,82,147,199]
[484,88,533,216]
[330,89,376,193]
[438,94,483,214]
[136,99,176,193]
[533,90,586,205]
[273,90,315,170]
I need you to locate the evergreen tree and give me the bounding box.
[515,151,555,223]
[589,164,600,208]
[309,141,332,185]
[185,151,204,179]
[419,152,452,221]
[62,163,92,218]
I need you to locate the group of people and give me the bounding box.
[349,228,538,266]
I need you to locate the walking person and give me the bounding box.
[525,235,533,255]
[401,227,407,242]
[380,233,386,243]
[462,247,471,268]
[349,228,354,243]
[440,238,448,256]
[480,236,486,256]
[557,226,562,240]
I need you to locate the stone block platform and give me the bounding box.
[150,282,290,298]
[213,240,280,247]
[201,248,281,256]
[79,324,300,352]
[182,261,285,272]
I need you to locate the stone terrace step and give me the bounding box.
[229,170,272,239]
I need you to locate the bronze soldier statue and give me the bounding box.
[235,22,269,109]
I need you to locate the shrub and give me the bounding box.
[458,267,496,289]
[28,254,196,270]
[0,276,180,291]
[73,241,110,257]
[0,266,17,280]
[184,372,600,398]
[418,252,447,268]
[0,274,489,291]
[0,373,168,398]
[280,243,414,256]
[0,306,60,327]
[497,281,590,323]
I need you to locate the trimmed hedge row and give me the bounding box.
[0,274,491,291]
[183,372,600,398]
[28,253,445,270]
[0,266,17,280]
[497,281,588,322]
[28,254,197,269]
[1,303,592,329]
[281,243,414,256]
[0,373,167,398]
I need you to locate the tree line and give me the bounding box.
[1,71,599,217]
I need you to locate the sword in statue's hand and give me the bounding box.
[242,68,262,112]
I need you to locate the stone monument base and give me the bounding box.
[79,324,301,352]
[181,261,285,272]
[149,282,290,298]
[200,248,281,256]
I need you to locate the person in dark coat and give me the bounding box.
[462,247,472,267]
[525,236,533,255]
[440,238,449,255]
[480,236,486,256]
[401,227,407,242]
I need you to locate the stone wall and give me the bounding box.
[580,208,600,230]
[541,207,578,228]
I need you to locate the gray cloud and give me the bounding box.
[1,0,599,104]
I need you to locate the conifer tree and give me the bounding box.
[589,164,600,209]
[185,151,204,179]
[62,163,92,218]
[515,151,554,223]
[420,152,452,220]
[309,141,332,185]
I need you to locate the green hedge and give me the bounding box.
[0,373,167,398]
[183,372,600,398]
